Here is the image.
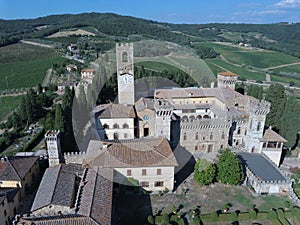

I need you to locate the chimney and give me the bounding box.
[210,82,215,88]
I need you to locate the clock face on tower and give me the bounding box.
[121,74,133,84]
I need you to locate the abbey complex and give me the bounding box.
[15,43,295,225]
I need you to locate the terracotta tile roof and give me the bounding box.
[83,137,178,168]
[78,168,113,225]
[259,127,287,142]
[93,103,136,118]
[154,87,242,104]
[135,97,155,111]
[218,71,238,77]
[0,156,38,181]
[17,214,99,225]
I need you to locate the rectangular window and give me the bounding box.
[154,181,164,187]
[127,169,132,176]
[195,146,198,151]
[142,169,147,176]
[140,182,149,187]
[157,169,162,175]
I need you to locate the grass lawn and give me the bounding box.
[0,95,22,120]
[0,43,64,90]
[114,181,294,225]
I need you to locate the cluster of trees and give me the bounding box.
[49,87,77,152]
[194,149,244,186]
[246,84,263,100]
[5,86,53,130]
[235,83,300,149]
[190,44,219,59]
[0,85,55,151]
[265,84,300,149]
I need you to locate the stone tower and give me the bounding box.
[154,99,173,141]
[244,98,270,153]
[45,130,62,167]
[116,43,135,105]
[217,72,238,89]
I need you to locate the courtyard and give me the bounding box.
[113,173,293,225]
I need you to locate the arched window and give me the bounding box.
[257,122,261,131]
[103,124,109,129]
[196,115,202,120]
[195,132,199,140]
[237,127,241,135]
[221,132,225,140]
[113,123,119,129]
[122,51,128,62]
[113,133,119,140]
[181,116,188,122]
[183,133,187,141]
[203,115,210,119]
[210,132,213,140]
[189,115,195,122]
[123,123,129,129]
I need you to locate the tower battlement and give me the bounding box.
[45,130,60,139]
[217,72,238,89]
[246,98,270,115]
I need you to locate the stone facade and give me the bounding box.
[116,43,135,105]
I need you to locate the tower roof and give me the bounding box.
[218,71,238,77]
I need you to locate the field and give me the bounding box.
[136,54,216,86]
[0,95,22,120]
[205,59,266,81]
[0,43,64,90]
[195,42,300,85]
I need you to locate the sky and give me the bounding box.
[0,0,300,24]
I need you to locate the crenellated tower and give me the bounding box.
[244,98,270,153]
[116,43,135,105]
[154,99,173,141]
[45,130,63,167]
[217,72,238,89]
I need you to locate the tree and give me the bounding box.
[217,149,244,185]
[265,84,287,132]
[54,104,64,132]
[194,159,216,185]
[280,95,300,149]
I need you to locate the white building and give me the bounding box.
[94,103,136,140]
[83,137,178,192]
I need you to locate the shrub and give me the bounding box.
[155,215,162,224]
[147,215,155,224]
[161,213,169,224]
[249,209,257,220]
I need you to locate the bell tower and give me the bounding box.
[116,43,135,105]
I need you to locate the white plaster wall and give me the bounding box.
[99,118,134,140]
[114,167,175,191]
[262,150,282,167]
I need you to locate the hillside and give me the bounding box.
[0,12,299,92]
[0,13,300,57]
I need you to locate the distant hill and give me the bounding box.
[0,13,300,57]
